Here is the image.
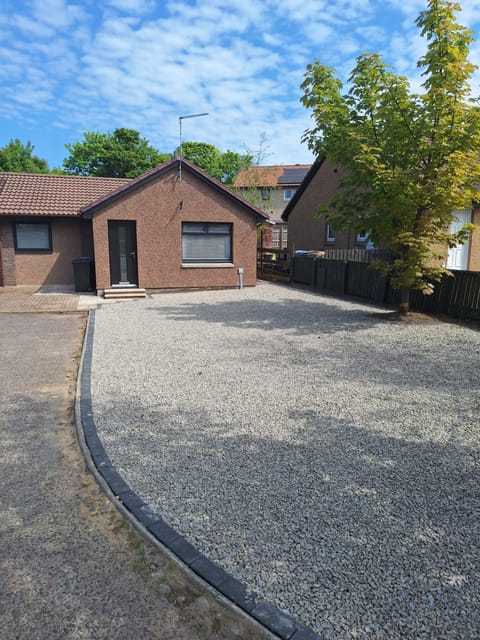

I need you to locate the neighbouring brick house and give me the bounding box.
[282,158,480,271]
[234,164,311,249]
[0,157,268,291]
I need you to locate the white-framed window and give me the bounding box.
[182,222,232,262]
[13,221,52,252]
[356,231,368,242]
[283,188,295,201]
[326,223,335,242]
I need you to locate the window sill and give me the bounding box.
[182,262,235,269]
[15,249,53,254]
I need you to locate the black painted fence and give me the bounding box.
[291,255,480,320]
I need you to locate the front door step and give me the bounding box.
[103,288,147,299]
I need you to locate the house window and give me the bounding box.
[356,231,368,243]
[283,188,295,201]
[182,222,232,262]
[261,188,270,201]
[272,228,281,247]
[13,221,52,252]
[326,223,335,243]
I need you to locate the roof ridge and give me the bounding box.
[81,157,268,222]
[0,172,131,182]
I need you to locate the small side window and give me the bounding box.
[284,188,295,201]
[326,223,335,243]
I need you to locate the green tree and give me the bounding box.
[232,133,273,205]
[176,141,252,184]
[301,0,480,312]
[63,128,169,178]
[0,139,49,173]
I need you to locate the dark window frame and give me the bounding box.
[182,222,233,263]
[13,220,53,253]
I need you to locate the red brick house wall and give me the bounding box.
[284,160,480,271]
[284,160,357,253]
[0,161,266,289]
[14,219,86,286]
[0,218,88,286]
[0,220,16,286]
[469,208,480,271]
[91,163,259,290]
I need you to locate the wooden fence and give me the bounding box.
[322,248,394,263]
[257,248,291,282]
[291,255,480,320]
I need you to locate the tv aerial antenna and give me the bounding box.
[178,112,209,180]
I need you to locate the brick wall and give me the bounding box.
[286,161,359,253]
[4,218,85,286]
[92,167,259,290]
[0,220,17,286]
[469,207,480,271]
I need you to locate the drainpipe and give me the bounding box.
[238,267,244,289]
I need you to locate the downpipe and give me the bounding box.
[238,267,244,289]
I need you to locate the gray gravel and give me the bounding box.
[91,282,480,639]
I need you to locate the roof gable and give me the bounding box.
[281,160,325,221]
[81,157,269,222]
[0,172,130,217]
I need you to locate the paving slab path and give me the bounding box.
[0,313,268,640]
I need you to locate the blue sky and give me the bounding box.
[1,0,480,170]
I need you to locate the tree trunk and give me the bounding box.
[399,287,410,314]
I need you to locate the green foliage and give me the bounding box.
[301,0,480,310]
[231,134,274,209]
[63,128,169,178]
[220,149,254,185]
[64,127,252,183]
[0,139,49,173]
[175,141,252,184]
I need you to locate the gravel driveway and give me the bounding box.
[0,313,267,640]
[91,282,480,639]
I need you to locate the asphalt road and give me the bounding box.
[0,313,265,640]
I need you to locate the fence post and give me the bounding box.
[438,273,454,315]
[289,256,295,283]
[312,258,317,290]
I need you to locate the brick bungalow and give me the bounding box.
[282,158,480,272]
[0,157,268,292]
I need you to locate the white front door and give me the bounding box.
[447,209,471,271]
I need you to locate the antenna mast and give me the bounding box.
[178,112,209,180]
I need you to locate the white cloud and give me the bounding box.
[12,14,56,38]
[1,0,480,167]
[106,0,155,14]
[30,0,85,28]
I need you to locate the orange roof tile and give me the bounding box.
[0,172,131,217]
[234,164,311,188]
